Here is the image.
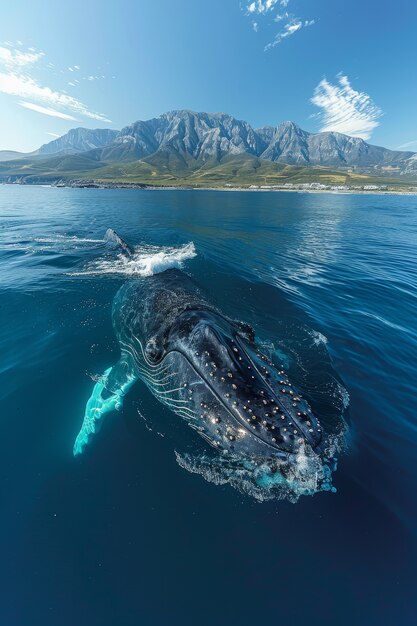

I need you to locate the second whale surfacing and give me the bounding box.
[74,231,345,499]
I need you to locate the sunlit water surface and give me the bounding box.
[1,186,416,626]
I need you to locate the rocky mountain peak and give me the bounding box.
[16,110,415,173]
[38,127,119,156]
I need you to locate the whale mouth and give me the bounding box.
[167,309,323,456]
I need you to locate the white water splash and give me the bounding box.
[175,433,345,503]
[69,242,197,277]
[310,329,328,346]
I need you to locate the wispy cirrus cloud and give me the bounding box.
[84,75,107,81]
[265,18,315,50]
[0,43,111,123]
[310,75,383,140]
[247,0,280,14]
[18,101,78,120]
[395,139,417,151]
[0,45,44,69]
[243,0,315,50]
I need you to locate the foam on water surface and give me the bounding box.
[69,241,197,277]
[175,432,344,503]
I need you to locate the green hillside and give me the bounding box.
[0,151,416,190]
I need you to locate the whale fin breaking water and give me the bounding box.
[104,228,135,257]
[69,238,196,277]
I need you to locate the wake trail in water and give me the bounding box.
[34,235,104,244]
[0,233,104,254]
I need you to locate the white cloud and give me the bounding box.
[265,18,314,49]
[0,71,111,122]
[79,74,106,83]
[243,1,315,49]
[274,12,289,22]
[0,45,44,69]
[45,132,62,138]
[247,0,280,14]
[0,44,111,123]
[395,139,417,150]
[310,75,383,140]
[82,74,106,81]
[18,101,78,120]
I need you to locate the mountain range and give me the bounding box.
[0,128,119,161]
[1,110,416,185]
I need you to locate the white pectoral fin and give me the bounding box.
[73,358,138,456]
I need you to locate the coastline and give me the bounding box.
[1,181,417,195]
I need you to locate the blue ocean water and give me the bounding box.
[0,185,416,625]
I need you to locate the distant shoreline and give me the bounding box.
[1,181,417,196]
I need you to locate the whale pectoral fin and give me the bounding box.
[73,357,138,457]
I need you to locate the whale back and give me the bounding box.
[112,269,211,359]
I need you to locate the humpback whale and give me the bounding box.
[74,230,325,470]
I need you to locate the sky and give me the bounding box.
[0,0,416,152]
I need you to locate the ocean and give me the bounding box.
[1,185,416,625]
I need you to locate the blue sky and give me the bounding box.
[1,0,416,152]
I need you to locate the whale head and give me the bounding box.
[145,308,323,463]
